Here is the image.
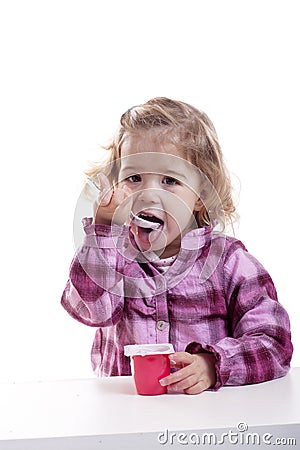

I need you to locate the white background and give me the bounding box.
[0,0,299,382]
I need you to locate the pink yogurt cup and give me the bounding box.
[124,344,175,395]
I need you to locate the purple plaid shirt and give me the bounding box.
[61,218,293,389]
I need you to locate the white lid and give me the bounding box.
[124,343,174,357]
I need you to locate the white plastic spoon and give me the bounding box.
[130,211,161,230]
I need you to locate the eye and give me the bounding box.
[126,174,142,183]
[163,176,179,186]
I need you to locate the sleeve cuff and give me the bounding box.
[82,217,128,236]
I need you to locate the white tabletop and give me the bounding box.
[1,368,299,449]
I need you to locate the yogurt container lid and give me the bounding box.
[124,343,174,357]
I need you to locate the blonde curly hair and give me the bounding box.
[86,97,237,231]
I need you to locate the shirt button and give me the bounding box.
[157,320,167,331]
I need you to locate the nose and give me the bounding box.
[134,176,161,203]
[137,187,161,204]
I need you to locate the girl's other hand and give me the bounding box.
[94,173,132,225]
[159,352,217,395]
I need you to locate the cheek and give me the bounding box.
[165,209,193,232]
[121,181,139,193]
[164,196,197,232]
[166,192,196,217]
[183,192,200,214]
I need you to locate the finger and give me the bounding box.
[184,380,209,395]
[167,374,200,393]
[160,352,203,387]
[170,358,178,369]
[111,188,127,206]
[168,352,194,370]
[160,363,195,387]
[170,352,195,366]
[107,188,132,224]
[97,172,111,191]
[98,189,113,207]
[97,172,113,206]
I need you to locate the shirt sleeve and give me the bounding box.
[61,218,126,327]
[186,243,293,390]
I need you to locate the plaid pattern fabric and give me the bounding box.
[61,218,293,389]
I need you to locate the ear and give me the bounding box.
[193,197,204,212]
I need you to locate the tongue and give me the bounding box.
[137,226,165,251]
[137,227,152,246]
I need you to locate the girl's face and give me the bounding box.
[118,130,203,258]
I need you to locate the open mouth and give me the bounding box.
[130,211,165,251]
[130,211,164,231]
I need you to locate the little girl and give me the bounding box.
[62,97,293,394]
